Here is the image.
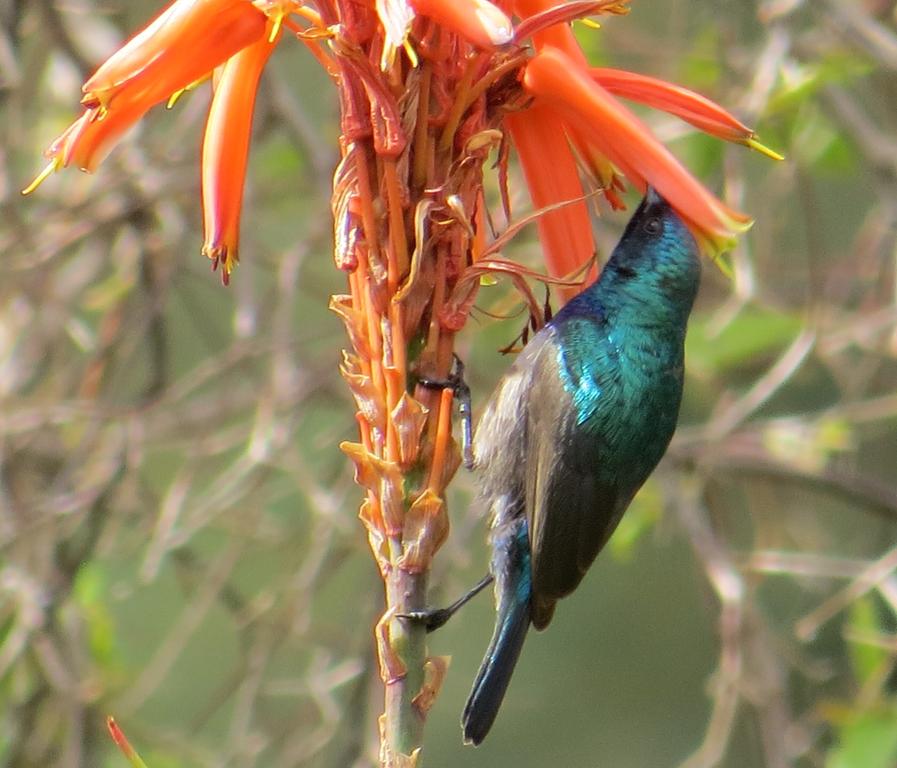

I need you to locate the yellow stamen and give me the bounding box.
[711,252,735,280]
[268,13,284,42]
[742,136,785,161]
[167,74,211,108]
[402,39,419,68]
[21,159,60,195]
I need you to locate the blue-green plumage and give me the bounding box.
[463,189,701,744]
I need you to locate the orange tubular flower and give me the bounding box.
[590,67,783,158]
[505,107,596,282]
[496,1,618,284]
[21,89,161,193]
[23,0,302,281]
[24,0,270,192]
[499,0,771,264]
[59,84,170,170]
[25,0,773,280]
[81,0,268,111]
[201,31,280,283]
[518,46,754,256]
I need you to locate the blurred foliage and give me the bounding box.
[2,0,897,767]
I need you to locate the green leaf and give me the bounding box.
[790,105,857,174]
[686,308,804,376]
[846,597,889,688]
[827,708,897,768]
[73,564,118,666]
[680,27,722,91]
[609,479,662,561]
[767,54,872,115]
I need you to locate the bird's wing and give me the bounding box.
[473,332,551,509]
[524,326,623,630]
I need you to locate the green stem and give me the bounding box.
[384,566,428,763]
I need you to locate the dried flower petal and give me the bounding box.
[390,392,429,467]
[330,295,372,359]
[397,489,449,572]
[379,462,406,535]
[342,366,387,435]
[412,656,450,716]
[359,500,390,575]
[340,441,382,493]
[375,609,407,684]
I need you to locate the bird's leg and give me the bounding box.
[417,354,474,469]
[398,574,494,632]
[453,357,474,470]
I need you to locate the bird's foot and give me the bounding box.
[417,354,474,469]
[397,574,494,633]
[396,606,457,633]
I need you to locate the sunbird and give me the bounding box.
[411,188,702,744]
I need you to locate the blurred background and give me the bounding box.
[3,0,897,766]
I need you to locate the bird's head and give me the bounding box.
[605,188,702,309]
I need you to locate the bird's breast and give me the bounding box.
[555,320,685,468]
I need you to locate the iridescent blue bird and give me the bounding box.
[418,188,702,745]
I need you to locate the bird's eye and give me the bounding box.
[643,216,663,236]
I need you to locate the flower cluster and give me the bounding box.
[25,0,301,282]
[25,0,777,282]
[505,0,781,274]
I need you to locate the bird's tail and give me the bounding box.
[462,518,532,746]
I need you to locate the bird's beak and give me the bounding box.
[645,186,665,206]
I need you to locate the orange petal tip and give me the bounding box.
[203,244,237,285]
[410,0,512,48]
[106,717,149,768]
[473,0,514,45]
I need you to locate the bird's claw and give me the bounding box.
[417,354,474,469]
[396,608,455,633]
[398,574,494,633]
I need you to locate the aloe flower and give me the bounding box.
[201,30,280,280]
[24,0,281,281]
[26,0,777,763]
